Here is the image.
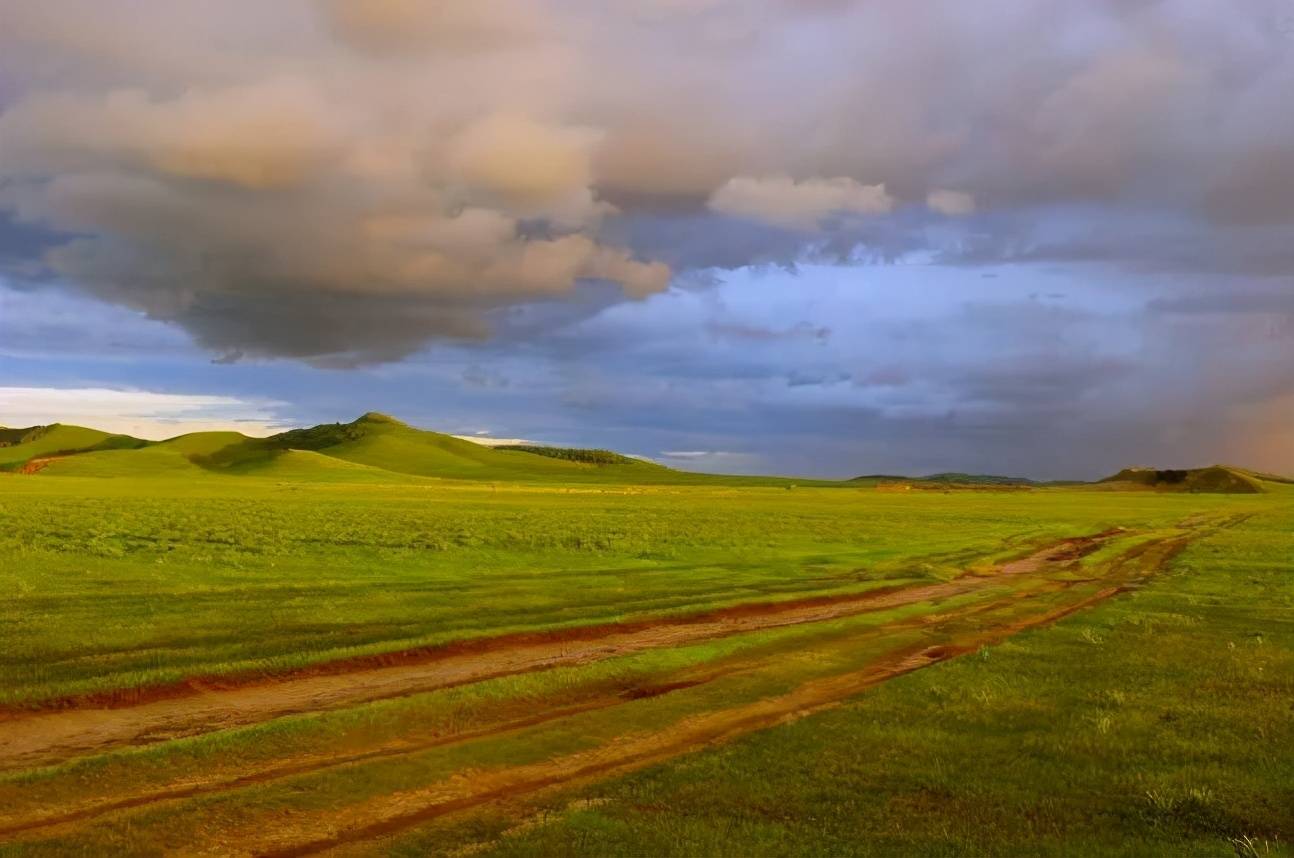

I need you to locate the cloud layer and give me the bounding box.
[2,0,1292,366]
[1,1,1293,478]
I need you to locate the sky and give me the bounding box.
[1,0,1292,480]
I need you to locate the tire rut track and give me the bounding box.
[0,531,1127,772]
[1,528,1212,846]
[0,586,1062,839]
[3,519,1242,853]
[250,584,1150,858]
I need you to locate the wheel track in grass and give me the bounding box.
[3,528,1141,716]
[0,584,1068,840]
[255,531,1220,856]
[249,576,1179,858]
[0,524,1223,847]
[0,529,1135,773]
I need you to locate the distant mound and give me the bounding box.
[851,471,1041,489]
[1099,466,1263,494]
[921,472,1039,486]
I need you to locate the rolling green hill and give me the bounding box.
[263,412,608,479]
[40,430,432,484]
[7,413,838,486]
[269,414,845,485]
[0,424,147,470]
[6,413,710,484]
[192,412,659,482]
[38,445,206,478]
[35,431,264,479]
[154,431,253,456]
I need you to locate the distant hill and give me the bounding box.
[195,414,841,485]
[923,472,1042,486]
[1098,466,1264,494]
[851,472,1044,488]
[6,414,1289,490]
[194,412,673,482]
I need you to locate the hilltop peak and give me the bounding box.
[355,412,405,426]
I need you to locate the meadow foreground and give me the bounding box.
[0,447,1290,856]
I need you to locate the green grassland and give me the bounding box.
[0,469,1262,708]
[451,497,1294,858]
[0,416,1290,855]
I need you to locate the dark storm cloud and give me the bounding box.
[936,210,1294,280]
[951,356,1134,409]
[706,320,831,344]
[441,262,1292,478]
[1148,290,1294,316]
[174,287,490,368]
[0,0,1292,363]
